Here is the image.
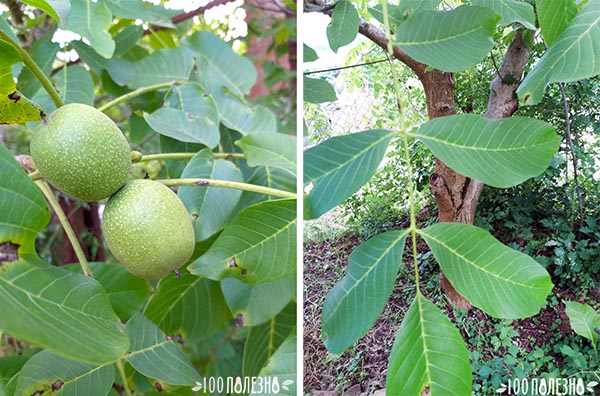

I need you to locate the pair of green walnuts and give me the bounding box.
[30,103,195,280]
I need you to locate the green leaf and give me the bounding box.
[304,76,337,104]
[64,262,152,320]
[106,47,193,89]
[304,129,395,219]
[368,5,405,28]
[65,0,115,58]
[32,64,94,114]
[19,0,70,26]
[304,44,318,62]
[0,143,49,253]
[143,83,219,147]
[470,0,536,30]
[235,166,296,212]
[178,150,243,241]
[243,303,295,378]
[186,31,256,96]
[387,292,472,395]
[221,275,295,327]
[564,301,600,344]
[17,41,59,98]
[326,0,360,53]
[144,272,230,342]
[236,133,297,177]
[188,199,296,284]
[0,91,44,124]
[125,313,201,386]
[410,114,561,188]
[213,92,278,134]
[105,0,178,27]
[15,350,114,396]
[251,331,297,396]
[71,40,107,74]
[517,0,600,105]
[322,231,408,354]
[0,256,129,364]
[537,0,578,46]
[419,223,553,318]
[396,6,500,72]
[114,25,144,57]
[0,40,21,94]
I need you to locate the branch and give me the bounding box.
[143,0,238,35]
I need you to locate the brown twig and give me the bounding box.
[143,0,238,35]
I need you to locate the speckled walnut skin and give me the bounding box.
[102,179,196,280]
[30,103,131,201]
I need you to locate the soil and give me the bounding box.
[303,230,598,396]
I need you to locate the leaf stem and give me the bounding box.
[98,81,177,113]
[28,169,43,181]
[0,30,64,108]
[157,178,297,199]
[380,0,421,290]
[35,181,94,277]
[131,151,245,163]
[115,359,133,396]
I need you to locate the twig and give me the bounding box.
[157,178,297,199]
[304,59,389,75]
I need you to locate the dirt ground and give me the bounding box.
[303,231,595,396]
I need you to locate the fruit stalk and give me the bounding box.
[131,151,246,162]
[158,178,297,199]
[35,181,94,277]
[115,359,133,396]
[0,30,64,108]
[98,81,178,113]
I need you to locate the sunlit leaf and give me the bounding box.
[105,0,178,27]
[387,292,472,395]
[322,231,407,354]
[304,76,337,104]
[420,223,553,318]
[32,64,94,114]
[213,91,278,134]
[517,0,600,105]
[65,0,115,58]
[564,301,600,344]
[236,133,297,177]
[470,0,535,30]
[125,313,201,386]
[20,0,70,26]
[143,83,219,147]
[106,47,193,89]
[189,199,296,284]
[186,31,256,96]
[396,6,500,72]
[411,114,560,188]
[0,40,20,94]
[15,350,114,396]
[304,129,395,218]
[537,0,578,46]
[326,0,359,53]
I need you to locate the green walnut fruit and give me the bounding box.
[30,103,131,201]
[102,179,195,280]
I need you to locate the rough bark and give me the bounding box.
[306,2,531,310]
